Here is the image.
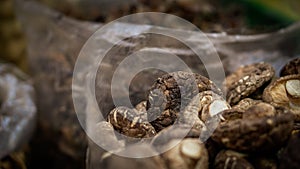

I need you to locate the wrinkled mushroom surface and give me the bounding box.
[212,103,294,152]
[224,62,275,105]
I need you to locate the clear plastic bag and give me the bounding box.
[15,0,99,166]
[81,21,300,168]
[15,0,300,168]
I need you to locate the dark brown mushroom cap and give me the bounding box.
[214,150,254,169]
[211,104,294,152]
[263,74,300,122]
[107,106,156,139]
[224,62,275,105]
[147,71,222,131]
[280,58,300,77]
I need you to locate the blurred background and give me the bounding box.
[35,0,300,33]
[0,0,299,169]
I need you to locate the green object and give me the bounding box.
[230,0,300,31]
[242,0,300,22]
[245,0,300,21]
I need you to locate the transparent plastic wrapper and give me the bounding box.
[15,0,300,168]
[15,0,101,167]
[80,22,300,168]
[0,64,36,159]
[77,21,299,167]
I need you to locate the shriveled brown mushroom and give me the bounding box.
[214,150,254,169]
[233,98,262,111]
[135,101,147,113]
[263,74,300,122]
[177,91,229,136]
[147,71,222,131]
[211,103,294,152]
[161,138,209,169]
[107,106,156,140]
[280,58,300,77]
[178,99,207,131]
[189,91,230,122]
[224,62,275,105]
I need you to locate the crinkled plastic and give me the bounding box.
[14,0,300,168]
[0,64,36,159]
[15,0,99,165]
[84,22,300,167]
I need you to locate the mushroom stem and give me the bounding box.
[181,140,202,159]
[286,80,300,108]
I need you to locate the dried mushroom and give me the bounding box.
[214,150,254,169]
[107,106,156,139]
[279,132,300,169]
[151,124,202,150]
[211,103,294,152]
[100,144,167,169]
[233,98,262,111]
[263,74,300,122]
[135,101,147,114]
[147,71,222,131]
[177,91,230,137]
[177,94,207,130]
[190,91,230,122]
[90,121,125,150]
[161,138,209,169]
[134,101,148,120]
[96,63,300,169]
[280,58,300,77]
[224,62,275,105]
